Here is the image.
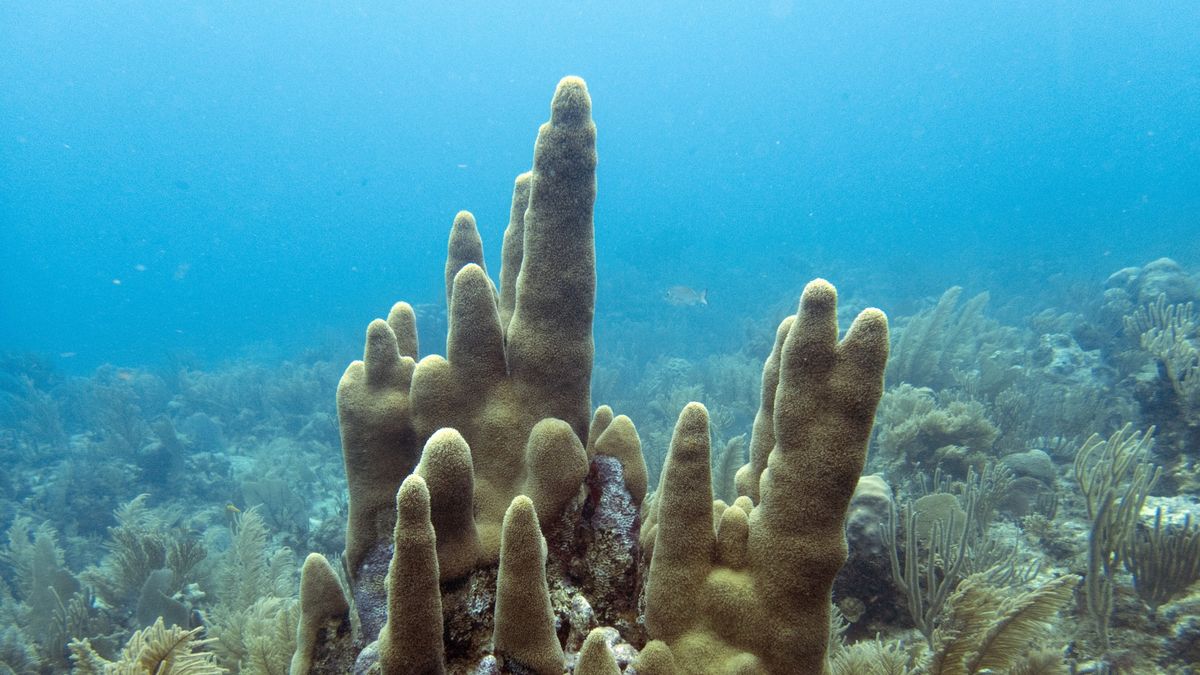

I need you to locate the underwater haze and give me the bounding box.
[2,1,1197,367]
[3,2,1200,674]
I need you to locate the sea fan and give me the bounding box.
[69,616,224,674]
[928,573,1078,675]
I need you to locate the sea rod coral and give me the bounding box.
[289,76,889,674]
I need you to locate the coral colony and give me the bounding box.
[2,78,1199,674]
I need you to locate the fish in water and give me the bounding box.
[664,285,707,306]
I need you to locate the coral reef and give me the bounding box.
[874,384,999,480]
[290,77,889,674]
[1,77,1198,674]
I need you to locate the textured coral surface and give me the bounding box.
[290,76,889,675]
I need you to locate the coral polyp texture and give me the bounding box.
[291,76,889,674]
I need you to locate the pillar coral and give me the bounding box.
[378,475,444,675]
[645,281,888,674]
[336,75,623,583]
[292,76,889,675]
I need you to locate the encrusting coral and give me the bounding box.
[291,76,890,674]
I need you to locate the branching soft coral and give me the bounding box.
[873,384,999,478]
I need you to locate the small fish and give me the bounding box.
[134,263,147,272]
[664,285,707,307]
[59,351,77,358]
[225,503,241,514]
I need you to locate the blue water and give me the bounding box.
[2,2,1197,369]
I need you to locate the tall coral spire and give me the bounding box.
[498,172,532,333]
[337,76,606,586]
[748,279,888,669]
[306,77,891,675]
[445,210,489,307]
[337,318,418,576]
[493,496,564,674]
[506,75,598,442]
[645,279,889,673]
[378,474,445,674]
[415,428,481,581]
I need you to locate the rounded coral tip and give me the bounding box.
[551,76,592,126]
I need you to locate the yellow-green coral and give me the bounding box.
[646,280,889,673]
[289,553,350,675]
[338,311,419,577]
[414,429,481,581]
[575,628,622,675]
[297,77,892,675]
[493,496,563,674]
[378,475,444,674]
[335,77,613,584]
